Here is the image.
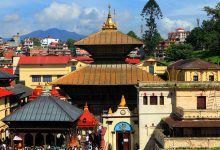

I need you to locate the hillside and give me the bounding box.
[20,28,85,42]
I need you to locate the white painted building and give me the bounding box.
[41,37,59,47]
[23,38,33,48]
[168,28,190,43]
[102,95,139,150]
[137,82,174,150]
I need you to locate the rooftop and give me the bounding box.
[52,64,163,86]
[18,56,72,65]
[3,95,83,122]
[0,70,17,80]
[168,59,220,70]
[74,6,142,46]
[0,88,14,98]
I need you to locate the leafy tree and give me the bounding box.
[66,39,75,49]
[141,0,163,53]
[185,27,205,50]
[165,44,193,61]
[151,31,163,50]
[186,3,220,53]
[32,38,41,47]
[66,39,76,56]
[127,31,139,39]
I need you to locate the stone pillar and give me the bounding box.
[54,133,57,147]
[43,133,46,149]
[21,133,25,148]
[32,133,36,148]
[11,133,15,149]
[65,132,69,149]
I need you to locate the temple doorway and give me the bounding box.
[114,122,132,150]
[116,132,130,150]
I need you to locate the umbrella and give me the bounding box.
[13,135,22,141]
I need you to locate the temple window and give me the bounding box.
[32,75,41,82]
[71,66,76,71]
[160,96,164,105]
[193,74,198,81]
[150,96,157,105]
[83,118,86,123]
[209,75,214,81]
[197,96,206,109]
[143,96,148,105]
[43,75,52,82]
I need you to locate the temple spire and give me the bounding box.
[84,102,89,111]
[102,4,117,30]
[119,95,126,107]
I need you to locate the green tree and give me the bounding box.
[127,31,139,39]
[66,39,76,56]
[32,38,41,47]
[186,3,220,52]
[165,44,193,61]
[66,39,75,49]
[185,27,205,50]
[141,0,163,53]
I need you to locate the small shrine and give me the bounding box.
[102,95,139,150]
[29,85,66,101]
[28,85,42,101]
[3,91,83,149]
[77,103,98,130]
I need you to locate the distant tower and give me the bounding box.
[196,18,200,27]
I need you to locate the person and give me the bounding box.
[85,133,90,150]
[77,134,81,145]
[135,143,139,150]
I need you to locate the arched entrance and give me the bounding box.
[46,133,55,146]
[114,122,133,150]
[56,133,65,147]
[35,133,44,147]
[24,134,33,147]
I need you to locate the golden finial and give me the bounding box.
[119,95,126,107]
[102,4,117,30]
[108,3,111,14]
[84,102,89,111]
[108,107,113,114]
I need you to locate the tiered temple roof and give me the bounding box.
[52,64,163,86]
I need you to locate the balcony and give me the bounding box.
[154,129,220,149]
[175,107,220,119]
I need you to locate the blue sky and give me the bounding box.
[0,0,219,38]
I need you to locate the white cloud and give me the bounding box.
[3,14,20,22]
[34,2,106,35]
[161,17,194,31]
[35,2,81,22]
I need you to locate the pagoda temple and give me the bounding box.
[52,6,163,115]
[74,5,143,63]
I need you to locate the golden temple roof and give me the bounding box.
[51,64,163,85]
[74,5,143,46]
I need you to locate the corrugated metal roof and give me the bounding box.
[52,64,163,85]
[18,56,71,65]
[3,96,83,122]
[0,70,17,79]
[168,59,220,70]
[74,30,143,46]
[6,84,33,99]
